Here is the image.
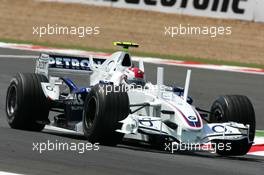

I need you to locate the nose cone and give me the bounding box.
[174,102,203,130]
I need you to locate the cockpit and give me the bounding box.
[101,51,132,72]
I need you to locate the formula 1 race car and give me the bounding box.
[5,42,255,156]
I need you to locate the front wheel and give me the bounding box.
[209,95,255,156]
[5,73,49,131]
[83,84,130,146]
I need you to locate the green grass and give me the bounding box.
[256,130,264,137]
[1,38,264,69]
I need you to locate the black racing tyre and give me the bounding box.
[83,84,130,146]
[5,73,49,131]
[209,95,255,156]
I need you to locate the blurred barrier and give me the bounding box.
[46,0,264,22]
[254,0,264,22]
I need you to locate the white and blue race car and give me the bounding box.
[5,42,255,156]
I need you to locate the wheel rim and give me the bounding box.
[214,108,223,122]
[85,96,97,129]
[6,85,17,117]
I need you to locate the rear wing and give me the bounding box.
[35,53,106,77]
[113,41,139,52]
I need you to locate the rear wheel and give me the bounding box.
[209,95,255,156]
[5,73,49,131]
[83,84,130,146]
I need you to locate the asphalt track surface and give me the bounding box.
[0,48,263,175]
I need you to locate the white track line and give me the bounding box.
[1,41,264,75]
[0,171,24,175]
[254,137,264,145]
[248,151,264,156]
[0,55,37,59]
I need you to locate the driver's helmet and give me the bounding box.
[123,67,145,86]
